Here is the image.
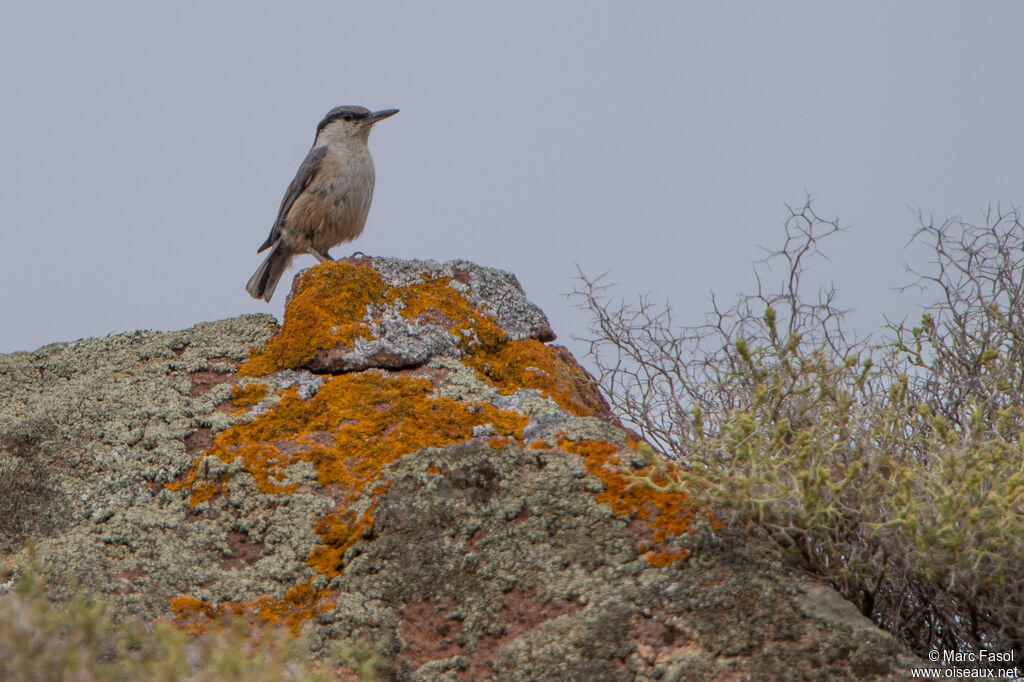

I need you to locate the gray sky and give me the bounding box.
[2,2,1022,360]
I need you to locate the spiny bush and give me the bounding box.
[0,558,388,681]
[572,198,1024,662]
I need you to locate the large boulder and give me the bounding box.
[0,258,921,679]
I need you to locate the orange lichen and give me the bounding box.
[384,275,609,418]
[239,261,511,378]
[226,583,333,633]
[467,340,608,417]
[167,369,529,629]
[170,595,217,619]
[308,494,388,577]
[169,596,218,635]
[170,584,333,635]
[240,262,389,377]
[231,383,268,407]
[238,260,605,419]
[559,438,717,567]
[172,370,527,508]
[181,472,232,507]
[391,276,507,354]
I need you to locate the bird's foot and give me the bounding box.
[307,248,334,263]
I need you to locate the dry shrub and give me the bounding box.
[572,198,1024,662]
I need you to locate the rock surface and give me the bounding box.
[0,257,922,680]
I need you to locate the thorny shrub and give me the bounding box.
[572,198,1024,662]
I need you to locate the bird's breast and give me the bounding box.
[287,148,376,250]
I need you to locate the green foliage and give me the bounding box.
[0,559,386,682]
[574,199,1024,660]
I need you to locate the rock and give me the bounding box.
[0,258,922,679]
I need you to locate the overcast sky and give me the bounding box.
[2,2,1022,362]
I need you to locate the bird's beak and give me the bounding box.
[367,108,399,124]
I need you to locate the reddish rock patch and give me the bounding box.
[222,530,266,570]
[399,598,465,667]
[115,565,147,594]
[399,586,583,679]
[189,370,239,397]
[630,609,687,651]
[188,358,241,397]
[184,428,213,455]
[466,527,488,552]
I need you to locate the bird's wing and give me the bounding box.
[257,145,328,253]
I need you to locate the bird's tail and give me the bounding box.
[245,245,291,302]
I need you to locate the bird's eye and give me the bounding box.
[341,112,353,121]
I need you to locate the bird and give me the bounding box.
[245,105,399,301]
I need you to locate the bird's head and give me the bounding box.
[314,105,398,144]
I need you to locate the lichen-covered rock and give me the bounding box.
[246,257,555,375]
[0,258,922,679]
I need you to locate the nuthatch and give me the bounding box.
[246,106,398,301]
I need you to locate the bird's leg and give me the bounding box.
[308,248,334,263]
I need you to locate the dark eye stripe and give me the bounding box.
[316,108,369,133]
